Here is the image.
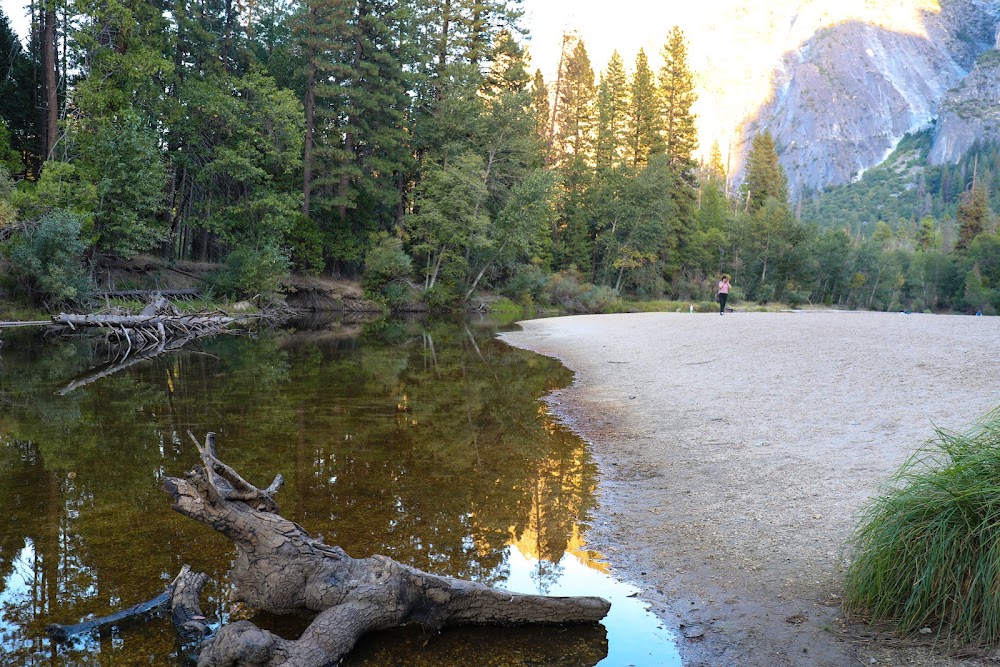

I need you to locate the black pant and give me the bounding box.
[719,292,728,313]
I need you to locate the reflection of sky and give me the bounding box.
[501,548,681,667]
[0,539,37,653]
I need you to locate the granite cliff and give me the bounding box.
[740,0,1000,195]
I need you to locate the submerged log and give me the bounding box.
[47,565,210,643]
[163,433,611,667]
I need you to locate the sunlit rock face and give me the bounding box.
[929,44,1000,165]
[687,0,1000,193]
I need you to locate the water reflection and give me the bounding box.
[0,319,677,666]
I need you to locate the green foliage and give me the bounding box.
[956,179,990,250]
[9,210,92,304]
[845,411,1000,643]
[0,122,22,175]
[0,10,37,173]
[0,165,15,228]
[541,267,620,313]
[740,131,788,214]
[286,215,325,276]
[213,244,290,299]
[502,262,550,304]
[12,161,97,228]
[406,150,488,291]
[625,49,660,168]
[73,112,169,258]
[362,233,413,305]
[659,26,698,169]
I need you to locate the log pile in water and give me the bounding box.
[52,296,235,354]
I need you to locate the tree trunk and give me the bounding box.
[163,434,611,667]
[41,2,58,160]
[338,8,362,222]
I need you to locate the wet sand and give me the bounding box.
[500,310,1000,666]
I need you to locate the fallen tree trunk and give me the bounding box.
[53,313,233,329]
[163,433,611,667]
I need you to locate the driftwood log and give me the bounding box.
[51,296,237,359]
[163,433,612,667]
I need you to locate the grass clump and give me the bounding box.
[845,410,1000,644]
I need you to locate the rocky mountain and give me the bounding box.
[930,47,1000,163]
[740,0,1000,195]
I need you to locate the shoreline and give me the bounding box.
[500,310,1000,666]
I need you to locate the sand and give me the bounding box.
[500,310,1000,667]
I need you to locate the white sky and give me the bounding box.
[2,0,28,43]
[520,1,705,80]
[1,0,690,72]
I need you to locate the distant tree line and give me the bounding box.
[0,3,995,313]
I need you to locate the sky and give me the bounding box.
[0,0,693,73]
[2,0,27,42]
[520,0,704,80]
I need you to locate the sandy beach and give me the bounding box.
[500,310,1000,666]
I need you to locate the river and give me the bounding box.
[0,316,678,666]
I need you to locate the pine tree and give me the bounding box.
[708,140,726,183]
[624,49,659,168]
[595,51,628,173]
[956,178,990,250]
[658,26,697,170]
[0,9,38,174]
[740,130,788,214]
[529,69,549,151]
[551,37,596,271]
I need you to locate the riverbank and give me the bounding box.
[500,311,1000,667]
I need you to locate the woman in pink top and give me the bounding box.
[717,276,730,315]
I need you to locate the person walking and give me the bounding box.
[717,276,730,315]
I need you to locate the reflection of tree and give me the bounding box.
[0,318,602,665]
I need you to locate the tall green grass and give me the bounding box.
[845,410,1000,644]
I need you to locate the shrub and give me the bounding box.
[503,263,549,304]
[362,234,413,306]
[9,209,92,305]
[541,268,620,313]
[845,410,1000,643]
[213,244,289,299]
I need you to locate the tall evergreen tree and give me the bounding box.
[550,37,596,270]
[529,68,549,151]
[740,130,788,214]
[658,26,697,170]
[0,9,38,174]
[657,26,700,274]
[595,51,628,173]
[956,178,990,250]
[624,49,659,169]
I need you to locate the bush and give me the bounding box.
[362,234,413,306]
[213,244,289,298]
[9,209,92,305]
[503,263,549,304]
[542,268,620,313]
[845,410,1000,643]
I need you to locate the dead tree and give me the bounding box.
[163,433,611,667]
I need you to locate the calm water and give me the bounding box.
[0,317,679,666]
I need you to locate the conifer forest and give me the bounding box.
[0,0,996,314]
